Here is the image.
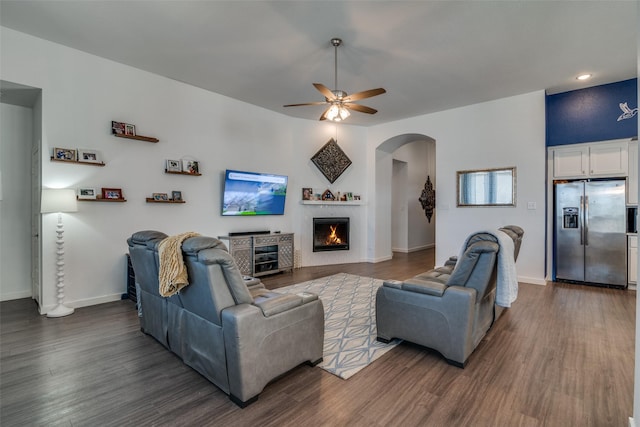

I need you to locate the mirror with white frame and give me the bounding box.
[457,167,516,207]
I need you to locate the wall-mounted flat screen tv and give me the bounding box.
[221,169,288,216]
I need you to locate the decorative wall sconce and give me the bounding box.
[419,176,436,223]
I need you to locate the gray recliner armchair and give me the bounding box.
[127,231,324,407]
[375,226,523,368]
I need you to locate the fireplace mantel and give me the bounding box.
[300,201,364,206]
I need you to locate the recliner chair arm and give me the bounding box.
[401,278,448,297]
[252,292,318,317]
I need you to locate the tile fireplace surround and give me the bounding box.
[298,203,364,267]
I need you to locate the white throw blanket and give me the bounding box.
[457,229,518,307]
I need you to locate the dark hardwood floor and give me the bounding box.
[1,248,635,426]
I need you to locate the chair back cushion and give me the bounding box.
[180,236,253,326]
[127,230,168,295]
[447,233,499,301]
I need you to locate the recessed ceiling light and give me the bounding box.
[576,73,592,81]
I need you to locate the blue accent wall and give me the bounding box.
[546,78,637,146]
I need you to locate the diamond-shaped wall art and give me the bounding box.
[311,138,352,184]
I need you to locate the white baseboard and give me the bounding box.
[41,292,124,315]
[0,289,32,302]
[392,243,435,253]
[629,416,635,427]
[518,276,547,286]
[365,254,393,263]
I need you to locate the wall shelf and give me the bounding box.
[114,133,159,143]
[300,200,364,206]
[145,198,186,204]
[51,157,105,166]
[165,170,201,176]
[77,197,127,202]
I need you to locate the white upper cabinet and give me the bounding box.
[550,139,629,179]
[552,146,589,178]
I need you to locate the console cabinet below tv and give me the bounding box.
[219,233,294,277]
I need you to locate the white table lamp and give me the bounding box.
[41,189,78,317]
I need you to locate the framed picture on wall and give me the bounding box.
[111,121,125,135]
[53,147,77,161]
[124,123,136,136]
[182,160,199,174]
[166,159,181,172]
[302,188,312,200]
[171,191,183,201]
[78,149,102,163]
[78,187,97,200]
[102,187,123,200]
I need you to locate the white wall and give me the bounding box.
[0,103,33,300]
[2,26,548,314]
[1,27,370,312]
[392,140,436,252]
[367,91,547,285]
[391,159,408,251]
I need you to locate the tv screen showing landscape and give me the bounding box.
[221,169,288,216]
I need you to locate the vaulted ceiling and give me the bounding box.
[1,1,637,126]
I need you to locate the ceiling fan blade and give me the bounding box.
[313,83,337,101]
[342,88,386,102]
[283,101,329,107]
[319,106,331,121]
[344,103,378,114]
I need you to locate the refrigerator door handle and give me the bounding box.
[584,195,589,246]
[579,195,584,245]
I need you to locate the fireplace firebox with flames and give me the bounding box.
[313,217,350,252]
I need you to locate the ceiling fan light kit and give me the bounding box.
[325,104,350,121]
[284,37,386,122]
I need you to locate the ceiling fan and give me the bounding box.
[283,38,386,122]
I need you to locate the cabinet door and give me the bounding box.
[628,141,638,205]
[629,235,637,284]
[278,234,294,269]
[552,146,589,178]
[589,142,628,177]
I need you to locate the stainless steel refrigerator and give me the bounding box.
[555,179,627,287]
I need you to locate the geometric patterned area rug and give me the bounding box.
[277,273,401,379]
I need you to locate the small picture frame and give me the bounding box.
[78,187,97,200]
[302,188,313,200]
[353,195,361,201]
[153,192,169,201]
[346,192,354,201]
[53,147,77,161]
[182,160,199,174]
[166,159,182,172]
[111,121,125,135]
[78,149,102,163]
[171,191,183,201]
[102,187,123,200]
[124,123,136,136]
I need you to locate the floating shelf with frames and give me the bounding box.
[113,133,159,143]
[145,198,185,204]
[77,197,126,202]
[165,170,201,176]
[51,157,105,166]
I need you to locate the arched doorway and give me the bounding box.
[372,133,436,261]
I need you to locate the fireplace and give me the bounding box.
[313,217,350,252]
